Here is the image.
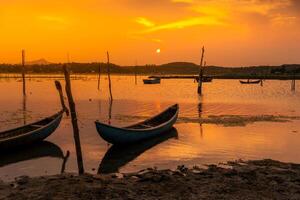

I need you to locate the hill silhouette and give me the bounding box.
[26,58,52,65]
[0,62,299,76]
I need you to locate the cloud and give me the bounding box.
[172,0,299,26]
[136,17,155,27]
[138,16,225,33]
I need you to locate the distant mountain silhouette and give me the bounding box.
[26,59,52,65]
[0,61,299,76]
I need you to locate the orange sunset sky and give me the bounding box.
[0,0,299,66]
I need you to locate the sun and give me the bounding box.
[156,48,161,54]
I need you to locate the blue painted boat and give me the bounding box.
[95,104,179,145]
[0,110,64,149]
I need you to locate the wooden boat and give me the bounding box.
[95,104,179,145]
[240,79,262,84]
[143,78,161,84]
[195,76,213,83]
[0,110,64,149]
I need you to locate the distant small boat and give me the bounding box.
[0,110,63,149]
[95,104,179,145]
[143,78,161,84]
[195,76,213,83]
[239,79,262,84]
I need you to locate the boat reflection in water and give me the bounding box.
[0,141,64,168]
[98,128,178,174]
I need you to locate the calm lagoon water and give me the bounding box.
[0,75,300,181]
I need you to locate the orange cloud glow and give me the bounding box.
[0,0,299,66]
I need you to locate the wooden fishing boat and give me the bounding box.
[0,110,64,149]
[95,104,179,145]
[240,79,262,84]
[195,76,213,83]
[143,78,161,84]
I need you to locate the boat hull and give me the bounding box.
[95,105,179,145]
[195,76,213,83]
[240,80,261,84]
[143,78,161,84]
[0,110,63,150]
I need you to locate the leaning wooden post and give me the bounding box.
[62,64,84,174]
[198,46,205,94]
[97,63,101,90]
[22,50,26,95]
[54,80,70,116]
[107,52,113,101]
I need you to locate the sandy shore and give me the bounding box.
[1,159,300,200]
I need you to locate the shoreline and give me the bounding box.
[1,159,300,199]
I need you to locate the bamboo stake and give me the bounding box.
[22,50,26,95]
[135,61,137,85]
[198,95,203,138]
[198,47,205,94]
[22,95,26,125]
[108,98,113,125]
[62,64,84,174]
[97,63,101,90]
[54,80,70,116]
[107,52,113,101]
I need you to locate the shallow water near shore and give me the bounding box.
[0,75,300,181]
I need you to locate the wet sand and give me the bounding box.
[1,159,300,200]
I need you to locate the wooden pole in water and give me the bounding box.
[108,98,113,125]
[62,64,84,174]
[22,50,26,95]
[97,63,101,90]
[54,80,70,116]
[135,61,137,85]
[107,51,113,101]
[198,47,205,94]
[22,95,27,125]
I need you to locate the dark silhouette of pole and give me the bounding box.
[22,95,26,125]
[135,61,137,85]
[54,81,70,116]
[108,98,113,125]
[198,47,205,94]
[62,64,84,174]
[107,52,113,101]
[22,50,26,95]
[97,63,101,90]
[198,95,203,138]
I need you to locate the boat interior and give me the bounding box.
[126,105,178,130]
